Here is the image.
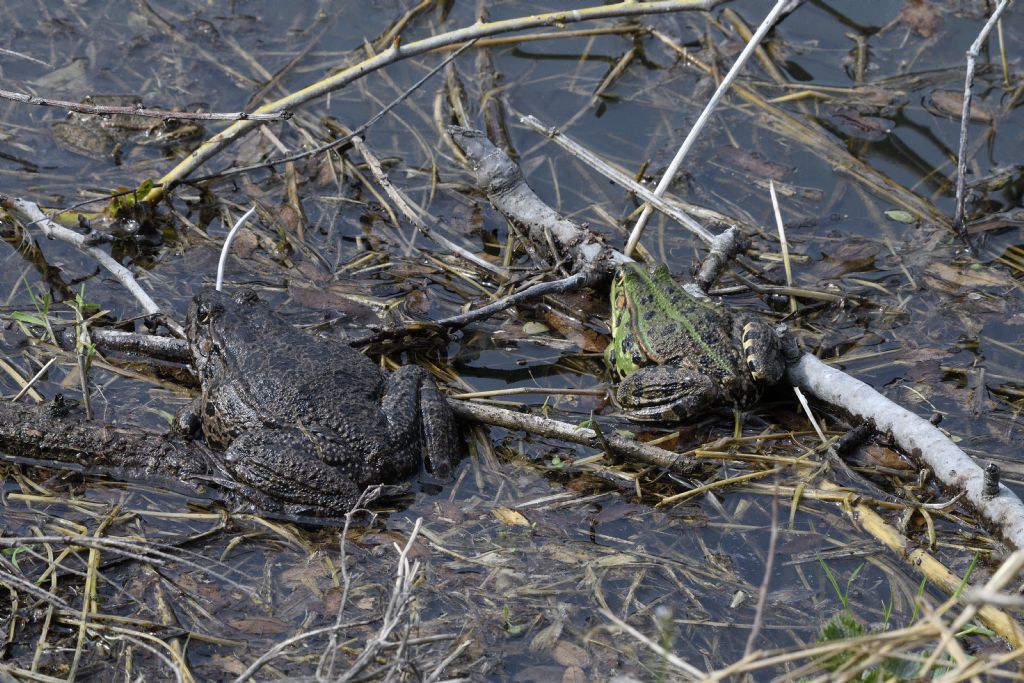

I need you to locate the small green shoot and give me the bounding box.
[67,285,101,420]
[881,594,893,629]
[1,546,27,571]
[14,276,56,344]
[819,559,863,612]
[952,553,978,598]
[502,605,523,635]
[910,576,927,624]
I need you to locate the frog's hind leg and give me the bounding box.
[741,320,785,385]
[418,378,459,478]
[613,365,722,421]
[224,430,361,516]
[380,365,459,478]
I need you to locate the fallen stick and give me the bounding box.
[4,196,183,337]
[790,355,1024,549]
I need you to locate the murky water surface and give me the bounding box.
[0,0,1022,680]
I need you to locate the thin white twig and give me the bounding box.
[599,607,704,679]
[624,0,801,256]
[8,198,179,333]
[951,0,1012,241]
[0,47,50,67]
[335,518,425,683]
[425,639,473,683]
[216,206,257,291]
[791,386,827,444]
[12,357,56,402]
[769,180,796,314]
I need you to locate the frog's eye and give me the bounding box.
[196,301,219,325]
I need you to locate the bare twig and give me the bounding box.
[450,400,694,472]
[0,88,287,121]
[693,227,746,291]
[0,47,50,67]
[951,0,1012,247]
[336,518,425,682]
[624,0,802,256]
[743,490,779,658]
[56,327,190,362]
[319,492,377,678]
[434,270,598,330]
[449,126,628,273]
[11,357,55,402]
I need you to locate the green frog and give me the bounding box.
[178,288,459,515]
[605,262,785,421]
[51,95,204,160]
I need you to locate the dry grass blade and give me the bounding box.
[769,181,797,314]
[143,0,725,203]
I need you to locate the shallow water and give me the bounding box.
[0,1,1022,680]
